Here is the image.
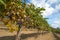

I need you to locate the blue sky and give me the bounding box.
[26,0,60,28]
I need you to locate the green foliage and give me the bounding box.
[0,0,6,5]
[52,28,60,34]
[0,0,51,32]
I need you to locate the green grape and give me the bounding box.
[14,26,18,31]
[6,21,14,32]
[9,27,14,32]
[13,24,18,31]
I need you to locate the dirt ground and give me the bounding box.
[0,22,60,40]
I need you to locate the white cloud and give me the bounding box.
[52,4,60,13]
[41,3,55,17]
[55,4,60,10]
[44,3,50,8]
[42,7,54,17]
[30,0,46,7]
[51,20,60,28]
[29,0,55,17]
[51,24,59,28]
[47,0,58,4]
[54,21,60,24]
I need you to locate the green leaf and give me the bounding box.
[0,0,6,5]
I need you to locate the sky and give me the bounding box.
[26,0,60,28]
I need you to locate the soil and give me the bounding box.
[0,22,60,40]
